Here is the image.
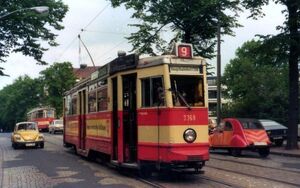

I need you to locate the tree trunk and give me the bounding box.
[286,0,299,150]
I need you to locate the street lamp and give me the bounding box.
[0,6,49,19]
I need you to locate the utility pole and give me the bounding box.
[216,12,221,125]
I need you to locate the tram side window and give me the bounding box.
[97,87,108,111]
[46,109,55,118]
[71,97,77,115]
[170,76,204,107]
[65,95,72,115]
[141,77,165,107]
[88,91,97,113]
[37,110,44,118]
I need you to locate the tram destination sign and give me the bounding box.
[169,65,203,74]
[110,54,139,74]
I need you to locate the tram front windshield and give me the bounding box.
[170,75,204,107]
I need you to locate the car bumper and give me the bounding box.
[13,141,44,147]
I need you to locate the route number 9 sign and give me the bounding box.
[176,43,193,58]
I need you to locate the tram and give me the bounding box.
[63,43,209,174]
[27,107,56,132]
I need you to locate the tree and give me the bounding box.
[222,40,289,124]
[242,0,299,149]
[0,0,68,75]
[0,76,42,131]
[39,62,76,117]
[110,0,241,58]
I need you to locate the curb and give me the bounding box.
[270,150,300,158]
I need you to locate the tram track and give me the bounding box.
[45,135,300,187]
[210,155,300,174]
[46,138,237,187]
[206,162,300,187]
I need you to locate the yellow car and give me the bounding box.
[11,122,44,149]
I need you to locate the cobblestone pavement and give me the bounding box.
[0,133,151,188]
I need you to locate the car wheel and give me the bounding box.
[12,143,17,149]
[275,139,283,147]
[230,149,242,157]
[258,148,270,158]
[40,143,44,149]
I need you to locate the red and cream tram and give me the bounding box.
[63,43,209,174]
[27,107,56,132]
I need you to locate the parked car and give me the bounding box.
[259,119,287,147]
[49,119,64,134]
[209,118,271,157]
[11,122,44,149]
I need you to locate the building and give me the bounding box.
[73,64,100,81]
[207,76,228,121]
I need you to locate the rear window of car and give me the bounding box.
[54,120,63,124]
[260,121,281,127]
[240,120,264,130]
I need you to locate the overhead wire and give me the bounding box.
[54,3,110,63]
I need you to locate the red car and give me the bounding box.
[209,118,271,157]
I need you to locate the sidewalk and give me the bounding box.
[270,141,300,158]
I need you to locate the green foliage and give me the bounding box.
[110,0,241,58]
[0,62,76,130]
[0,76,42,131]
[0,0,68,75]
[222,40,289,124]
[241,0,300,149]
[39,62,76,117]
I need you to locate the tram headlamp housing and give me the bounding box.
[183,128,197,143]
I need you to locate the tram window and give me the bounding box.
[65,95,71,115]
[46,110,55,118]
[97,87,108,111]
[88,91,97,113]
[141,77,165,107]
[170,76,204,107]
[71,97,77,115]
[37,110,43,118]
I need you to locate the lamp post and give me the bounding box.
[0,6,49,19]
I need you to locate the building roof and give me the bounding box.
[73,65,100,80]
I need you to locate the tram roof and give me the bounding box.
[65,44,206,96]
[27,107,55,114]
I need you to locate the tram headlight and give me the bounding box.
[183,128,197,143]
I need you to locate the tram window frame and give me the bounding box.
[65,95,72,115]
[37,110,43,118]
[71,96,77,115]
[141,76,165,107]
[170,75,204,107]
[88,84,97,113]
[88,90,97,113]
[97,86,108,111]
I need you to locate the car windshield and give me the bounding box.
[240,120,264,130]
[55,120,63,125]
[17,123,37,130]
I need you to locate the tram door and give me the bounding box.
[112,78,118,160]
[79,90,86,150]
[122,74,137,163]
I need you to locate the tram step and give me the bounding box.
[110,160,138,169]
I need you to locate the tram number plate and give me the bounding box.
[26,143,35,147]
[254,142,267,146]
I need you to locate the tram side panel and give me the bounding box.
[85,112,112,155]
[64,115,80,147]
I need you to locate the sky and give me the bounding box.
[0,1,285,89]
